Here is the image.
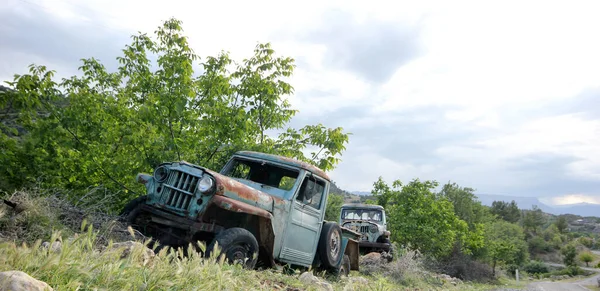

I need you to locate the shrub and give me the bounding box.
[528,236,551,254]
[425,251,495,282]
[523,260,549,274]
[579,237,593,248]
[578,252,594,267]
[560,244,578,267]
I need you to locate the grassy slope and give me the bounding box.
[0,189,523,291]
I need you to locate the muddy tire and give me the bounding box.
[206,228,259,269]
[318,222,343,268]
[119,195,147,217]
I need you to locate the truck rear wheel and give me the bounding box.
[318,222,343,268]
[206,228,259,269]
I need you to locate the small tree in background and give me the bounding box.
[561,244,578,267]
[578,252,594,267]
[554,216,568,234]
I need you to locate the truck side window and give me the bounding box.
[296,175,325,210]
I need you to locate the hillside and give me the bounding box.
[0,189,524,291]
[476,194,600,217]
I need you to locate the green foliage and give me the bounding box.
[578,252,594,267]
[482,220,529,276]
[522,206,546,235]
[527,236,552,254]
[324,193,343,222]
[523,260,549,275]
[554,216,568,234]
[489,200,520,223]
[560,243,578,267]
[578,237,593,248]
[0,18,350,211]
[371,178,479,258]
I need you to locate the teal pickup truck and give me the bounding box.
[121,151,360,275]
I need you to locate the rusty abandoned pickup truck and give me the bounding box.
[339,204,393,261]
[121,151,360,275]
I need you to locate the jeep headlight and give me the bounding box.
[153,166,169,183]
[369,224,378,233]
[197,175,215,194]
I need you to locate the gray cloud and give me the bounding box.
[0,3,138,82]
[278,9,422,84]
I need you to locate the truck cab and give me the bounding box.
[339,203,392,260]
[123,151,360,275]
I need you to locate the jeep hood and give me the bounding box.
[202,168,283,214]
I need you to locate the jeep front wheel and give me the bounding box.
[318,222,343,268]
[206,228,259,269]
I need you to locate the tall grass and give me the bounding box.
[0,189,510,290]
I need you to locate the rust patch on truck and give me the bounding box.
[205,168,285,209]
[211,195,273,220]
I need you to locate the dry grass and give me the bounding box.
[0,188,514,290]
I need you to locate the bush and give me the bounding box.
[528,236,552,254]
[523,260,549,274]
[578,252,594,267]
[425,251,495,282]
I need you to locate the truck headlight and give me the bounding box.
[369,224,378,233]
[153,166,169,183]
[197,175,215,194]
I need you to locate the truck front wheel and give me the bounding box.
[206,228,259,269]
[318,222,343,268]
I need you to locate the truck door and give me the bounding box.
[279,173,328,266]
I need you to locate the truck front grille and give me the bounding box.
[360,226,369,233]
[160,170,199,211]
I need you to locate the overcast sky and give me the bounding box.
[2,0,600,206]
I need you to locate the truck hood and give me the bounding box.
[201,167,284,213]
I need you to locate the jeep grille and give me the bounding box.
[160,170,199,211]
[359,225,370,233]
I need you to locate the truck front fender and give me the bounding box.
[210,195,276,267]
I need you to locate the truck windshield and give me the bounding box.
[223,157,299,191]
[341,209,383,222]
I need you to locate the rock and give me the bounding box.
[298,272,333,291]
[360,252,383,265]
[0,271,53,291]
[40,241,61,253]
[111,241,155,266]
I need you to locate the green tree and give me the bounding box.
[439,182,492,225]
[560,243,578,267]
[372,178,477,258]
[523,205,546,235]
[554,216,568,234]
[490,200,520,223]
[324,193,343,222]
[578,252,594,267]
[483,220,529,276]
[0,18,350,210]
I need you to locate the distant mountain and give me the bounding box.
[350,191,372,196]
[475,194,600,217]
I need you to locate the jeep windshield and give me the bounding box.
[222,157,300,192]
[341,209,383,222]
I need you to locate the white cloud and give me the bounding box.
[3,0,600,202]
[545,194,600,206]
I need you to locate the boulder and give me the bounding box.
[360,252,383,265]
[40,241,61,253]
[298,272,333,291]
[0,271,53,291]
